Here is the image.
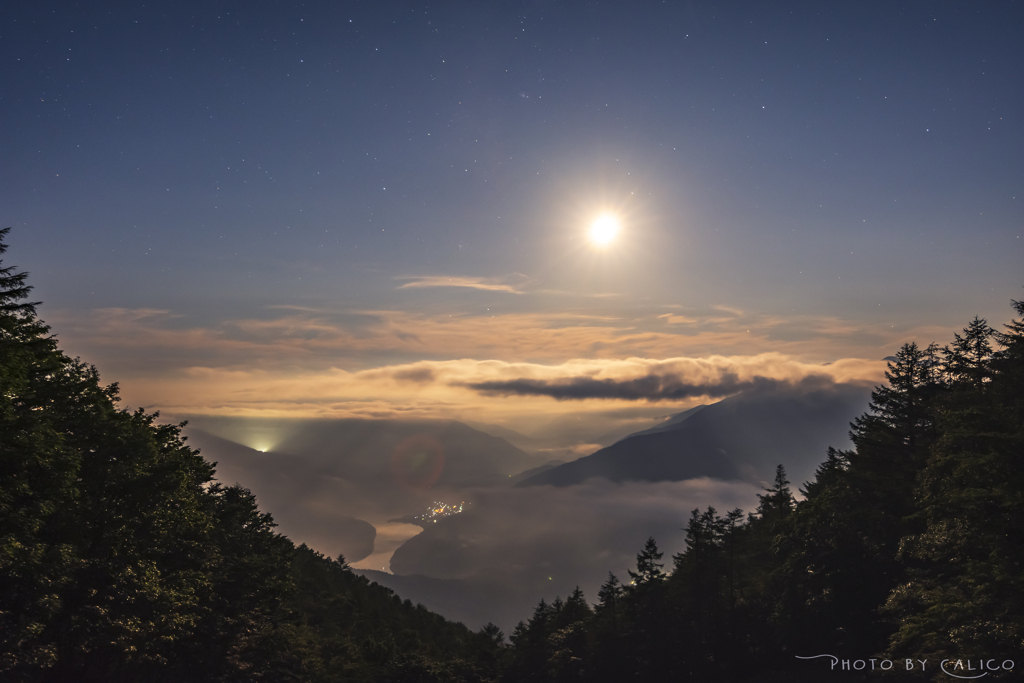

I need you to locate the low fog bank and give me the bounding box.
[384,478,763,631]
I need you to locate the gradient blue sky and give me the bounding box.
[3,0,1021,431]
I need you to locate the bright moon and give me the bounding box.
[588,214,620,246]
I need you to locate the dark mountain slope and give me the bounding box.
[520,379,871,488]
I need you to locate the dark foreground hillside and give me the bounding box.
[0,229,502,682]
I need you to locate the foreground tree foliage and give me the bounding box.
[503,297,1024,682]
[0,229,496,682]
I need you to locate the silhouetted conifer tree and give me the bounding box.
[884,303,1024,663]
[0,230,494,683]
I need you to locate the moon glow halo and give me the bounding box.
[588,214,620,247]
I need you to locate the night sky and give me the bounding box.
[3,1,1022,432]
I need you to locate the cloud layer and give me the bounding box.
[106,353,883,436]
[40,302,902,438]
[48,302,932,378]
[469,373,814,401]
[397,275,529,294]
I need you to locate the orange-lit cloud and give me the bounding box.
[396,275,530,294]
[42,302,934,432]
[100,353,885,432]
[657,313,698,325]
[50,304,940,373]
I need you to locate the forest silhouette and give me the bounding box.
[2,226,1022,681]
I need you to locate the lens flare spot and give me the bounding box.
[389,434,445,491]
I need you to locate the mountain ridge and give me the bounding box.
[518,379,872,489]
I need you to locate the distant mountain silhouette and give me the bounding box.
[518,378,872,488]
[187,416,537,488]
[183,417,539,561]
[620,404,709,437]
[465,417,643,461]
[508,459,566,485]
